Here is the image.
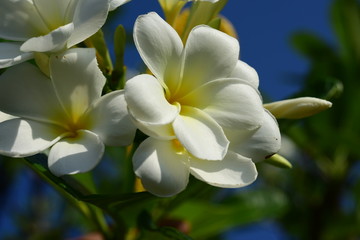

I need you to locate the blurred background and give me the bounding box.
[1,0,360,239]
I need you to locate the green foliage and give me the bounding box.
[270,0,360,239]
[169,188,288,239]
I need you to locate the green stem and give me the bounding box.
[23,157,112,239]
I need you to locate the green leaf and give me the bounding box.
[169,188,288,239]
[291,32,337,62]
[24,155,161,238]
[82,192,156,211]
[24,155,84,199]
[138,211,193,240]
[24,155,112,238]
[332,0,360,65]
[82,192,158,228]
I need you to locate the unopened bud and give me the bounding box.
[264,154,292,169]
[263,97,332,119]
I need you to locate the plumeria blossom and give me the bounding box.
[125,12,281,197]
[0,48,136,176]
[0,0,130,68]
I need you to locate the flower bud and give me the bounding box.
[263,97,332,119]
[264,154,292,169]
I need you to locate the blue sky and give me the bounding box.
[105,0,336,100]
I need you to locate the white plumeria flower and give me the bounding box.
[0,48,136,176]
[0,0,130,68]
[125,12,281,197]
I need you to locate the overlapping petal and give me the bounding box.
[0,119,64,158]
[32,0,72,30]
[175,25,239,98]
[109,0,131,11]
[67,0,109,47]
[85,90,136,146]
[133,137,190,197]
[48,130,104,176]
[173,106,229,160]
[0,0,113,55]
[179,78,264,130]
[227,110,281,162]
[189,151,257,188]
[0,0,49,40]
[0,63,67,126]
[130,117,176,140]
[229,60,259,89]
[133,12,183,84]
[0,42,34,68]
[20,23,74,52]
[0,112,16,123]
[50,48,105,121]
[125,74,180,125]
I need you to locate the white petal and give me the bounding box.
[32,0,72,30]
[49,48,105,121]
[20,23,74,52]
[0,63,67,126]
[48,130,104,176]
[109,0,131,11]
[0,111,16,123]
[190,151,257,188]
[179,78,264,130]
[175,25,239,98]
[125,74,180,125]
[133,138,190,197]
[0,118,63,157]
[229,60,259,89]
[0,42,34,68]
[131,116,176,140]
[67,0,109,47]
[133,12,183,85]
[85,90,136,146]
[173,106,229,160]
[0,0,49,41]
[228,110,281,162]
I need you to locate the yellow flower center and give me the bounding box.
[172,139,187,155]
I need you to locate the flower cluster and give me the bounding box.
[125,12,281,196]
[0,0,332,197]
